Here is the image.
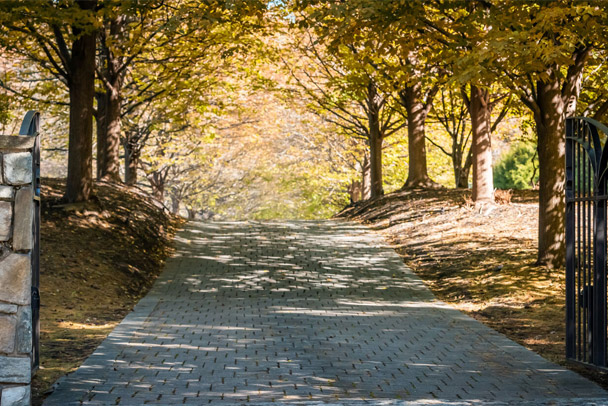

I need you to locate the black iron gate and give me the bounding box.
[19,111,40,372]
[565,116,608,369]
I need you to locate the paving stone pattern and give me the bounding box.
[44,221,608,405]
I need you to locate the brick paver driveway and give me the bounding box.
[44,221,608,405]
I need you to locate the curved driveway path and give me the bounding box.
[44,221,607,405]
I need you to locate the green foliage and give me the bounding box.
[493,144,538,190]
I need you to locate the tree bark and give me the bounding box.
[401,84,438,188]
[95,91,107,180]
[368,100,383,198]
[361,153,371,200]
[100,87,122,182]
[124,137,139,186]
[469,85,494,204]
[457,149,473,188]
[170,195,180,214]
[347,180,362,203]
[64,0,97,203]
[534,74,566,268]
[148,172,165,201]
[97,16,125,183]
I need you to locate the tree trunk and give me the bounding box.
[99,88,122,182]
[469,85,494,204]
[152,183,164,201]
[64,1,96,203]
[369,105,383,198]
[452,138,463,188]
[170,195,180,214]
[535,75,566,268]
[351,180,362,202]
[361,153,371,200]
[401,84,437,189]
[95,91,107,180]
[124,137,139,186]
[457,149,473,188]
[149,172,165,202]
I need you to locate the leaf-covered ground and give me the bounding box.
[336,188,608,390]
[33,179,182,405]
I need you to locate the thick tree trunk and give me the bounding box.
[124,138,139,186]
[99,88,122,182]
[64,2,96,203]
[361,153,371,200]
[95,91,107,180]
[469,85,494,204]
[369,107,383,198]
[535,75,566,268]
[401,84,437,189]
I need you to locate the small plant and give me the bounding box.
[495,189,512,205]
[493,143,539,190]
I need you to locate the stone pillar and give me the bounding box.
[0,112,39,406]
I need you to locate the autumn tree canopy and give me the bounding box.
[1,0,607,268]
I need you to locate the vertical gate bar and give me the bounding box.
[576,120,587,361]
[605,181,608,367]
[584,122,589,362]
[32,130,40,371]
[593,154,607,367]
[18,111,40,372]
[576,118,580,360]
[577,120,582,361]
[565,118,575,359]
[587,122,593,363]
[589,124,594,364]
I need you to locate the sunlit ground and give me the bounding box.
[43,220,605,405]
[338,187,608,389]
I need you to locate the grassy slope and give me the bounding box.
[33,179,182,405]
[336,188,608,389]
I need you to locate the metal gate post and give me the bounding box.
[565,119,576,360]
[19,111,40,372]
[593,176,607,367]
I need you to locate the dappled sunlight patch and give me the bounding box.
[57,321,117,330]
[33,179,181,404]
[270,306,402,317]
[337,188,588,381]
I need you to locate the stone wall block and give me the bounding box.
[1,385,30,406]
[0,201,12,241]
[0,185,14,199]
[0,303,18,314]
[15,307,31,354]
[13,187,33,251]
[0,356,31,383]
[0,254,30,305]
[0,314,16,353]
[3,153,32,186]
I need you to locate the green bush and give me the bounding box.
[493,144,538,190]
